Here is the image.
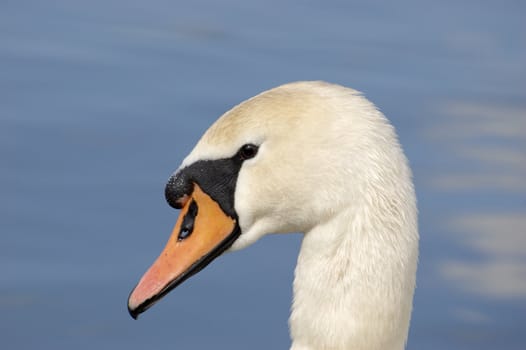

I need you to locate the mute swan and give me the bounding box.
[128,81,418,350]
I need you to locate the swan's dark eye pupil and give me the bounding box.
[239,144,258,160]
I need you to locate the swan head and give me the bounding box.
[127,81,415,324]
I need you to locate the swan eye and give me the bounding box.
[239,144,259,160]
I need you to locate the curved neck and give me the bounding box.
[289,201,418,350]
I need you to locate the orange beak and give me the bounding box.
[127,184,238,319]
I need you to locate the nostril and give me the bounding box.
[165,171,193,209]
[178,200,198,241]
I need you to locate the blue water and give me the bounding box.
[1,1,525,349]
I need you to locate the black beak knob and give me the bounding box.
[165,170,193,209]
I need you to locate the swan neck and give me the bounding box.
[289,202,418,350]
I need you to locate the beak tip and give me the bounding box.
[127,290,141,320]
[128,303,139,320]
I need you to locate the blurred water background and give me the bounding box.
[1,1,525,349]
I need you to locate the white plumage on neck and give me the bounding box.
[291,196,417,350]
[287,85,418,349]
